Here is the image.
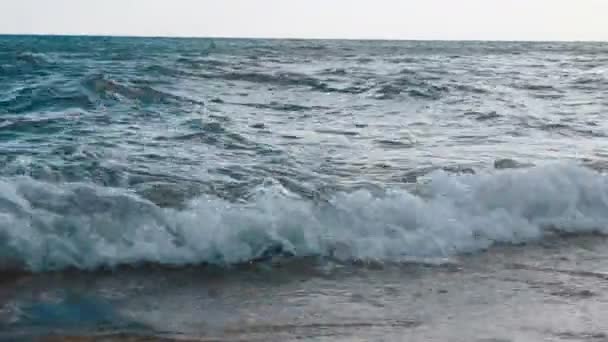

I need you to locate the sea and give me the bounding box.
[0,36,607,341]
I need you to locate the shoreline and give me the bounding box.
[2,235,608,341]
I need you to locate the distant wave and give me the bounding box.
[0,86,94,114]
[14,52,51,66]
[1,163,607,272]
[81,74,205,105]
[201,71,370,94]
[0,75,206,115]
[375,75,449,100]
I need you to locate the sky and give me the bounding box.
[1,0,607,41]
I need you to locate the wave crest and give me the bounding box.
[1,163,607,272]
[82,74,204,105]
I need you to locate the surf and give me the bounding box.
[0,162,606,272]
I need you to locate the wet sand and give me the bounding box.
[3,235,608,342]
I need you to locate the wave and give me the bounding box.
[0,86,94,114]
[82,74,205,106]
[231,101,329,112]
[464,111,501,121]
[0,52,57,79]
[203,71,325,88]
[451,84,490,94]
[0,116,74,136]
[142,64,196,78]
[200,71,366,94]
[1,74,203,115]
[375,76,449,100]
[14,52,50,66]
[511,82,561,92]
[525,121,608,138]
[1,163,607,272]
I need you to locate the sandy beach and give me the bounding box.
[1,235,606,342]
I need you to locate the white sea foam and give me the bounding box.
[1,162,607,272]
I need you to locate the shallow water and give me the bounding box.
[0,36,607,339]
[3,236,608,341]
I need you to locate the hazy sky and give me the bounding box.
[1,0,607,41]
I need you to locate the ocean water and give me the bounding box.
[0,36,607,340]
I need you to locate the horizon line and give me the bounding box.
[0,32,606,44]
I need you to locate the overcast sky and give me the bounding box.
[1,0,607,41]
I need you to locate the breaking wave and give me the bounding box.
[1,163,607,272]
